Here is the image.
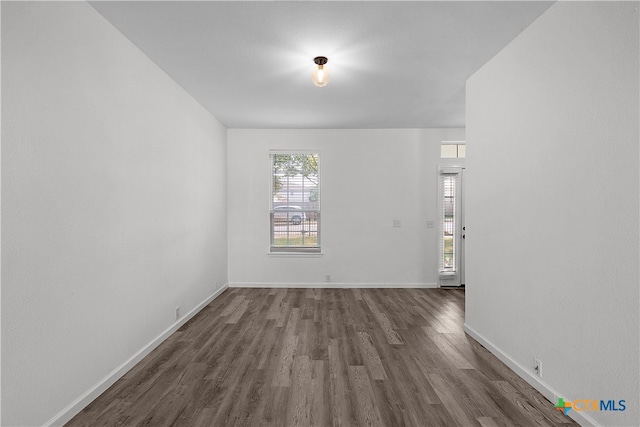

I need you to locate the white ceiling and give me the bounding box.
[90,1,554,129]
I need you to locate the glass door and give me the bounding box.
[438,167,464,287]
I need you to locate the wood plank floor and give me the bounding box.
[67,288,576,426]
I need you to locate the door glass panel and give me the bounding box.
[440,173,457,272]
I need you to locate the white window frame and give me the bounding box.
[269,150,321,254]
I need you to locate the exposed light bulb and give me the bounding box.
[312,66,330,87]
[311,56,330,87]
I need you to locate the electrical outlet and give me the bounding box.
[175,306,180,321]
[393,219,401,228]
[534,358,542,377]
[426,220,435,228]
[325,274,331,282]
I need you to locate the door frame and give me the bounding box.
[437,166,465,287]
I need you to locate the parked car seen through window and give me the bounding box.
[272,205,306,225]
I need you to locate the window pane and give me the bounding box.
[270,153,320,252]
[441,143,466,158]
[440,173,457,272]
[441,144,458,158]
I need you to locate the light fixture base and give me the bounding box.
[313,56,328,66]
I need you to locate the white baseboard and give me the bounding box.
[229,282,438,289]
[45,283,229,427]
[463,323,599,427]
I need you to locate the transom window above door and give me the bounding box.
[441,142,466,158]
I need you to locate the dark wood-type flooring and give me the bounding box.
[68,288,576,426]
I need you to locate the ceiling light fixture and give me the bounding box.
[311,56,330,88]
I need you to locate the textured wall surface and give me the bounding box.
[466,2,639,425]
[1,2,228,425]
[227,128,464,287]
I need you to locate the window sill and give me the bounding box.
[268,251,323,258]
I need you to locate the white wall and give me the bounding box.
[1,2,228,425]
[465,2,638,426]
[227,128,464,287]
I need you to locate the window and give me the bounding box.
[441,142,466,158]
[270,152,320,253]
[439,172,457,272]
